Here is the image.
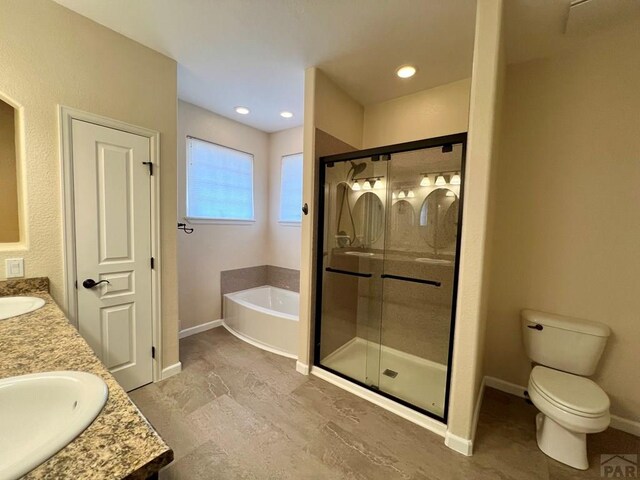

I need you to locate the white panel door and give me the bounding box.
[72,119,153,392]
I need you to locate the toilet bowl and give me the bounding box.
[528,366,610,469]
[521,309,611,470]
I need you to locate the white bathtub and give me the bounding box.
[223,286,299,358]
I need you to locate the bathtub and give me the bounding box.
[223,286,299,359]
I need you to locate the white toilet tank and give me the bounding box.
[521,309,610,376]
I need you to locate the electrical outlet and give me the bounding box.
[5,258,24,278]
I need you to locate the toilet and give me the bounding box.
[521,309,611,470]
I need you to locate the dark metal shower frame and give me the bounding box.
[313,132,468,424]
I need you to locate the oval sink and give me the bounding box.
[0,296,46,320]
[0,371,108,480]
[344,251,375,257]
[415,258,453,266]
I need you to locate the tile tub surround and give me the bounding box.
[220,265,300,296]
[267,265,300,292]
[219,265,300,322]
[220,265,268,297]
[130,327,640,479]
[0,289,173,479]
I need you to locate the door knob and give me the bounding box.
[82,278,110,289]
[302,203,309,215]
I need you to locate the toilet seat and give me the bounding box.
[528,366,610,433]
[530,366,609,415]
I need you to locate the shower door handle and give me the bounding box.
[380,274,441,287]
[325,267,372,278]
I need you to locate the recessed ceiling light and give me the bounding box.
[396,65,416,78]
[235,106,250,115]
[280,111,293,118]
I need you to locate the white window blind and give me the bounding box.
[279,153,303,223]
[186,137,254,221]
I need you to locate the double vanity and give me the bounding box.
[0,278,172,479]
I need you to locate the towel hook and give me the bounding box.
[178,222,194,234]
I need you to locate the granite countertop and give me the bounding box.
[0,278,173,479]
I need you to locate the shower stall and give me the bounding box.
[314,134,466,422]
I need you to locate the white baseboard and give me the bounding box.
[484,375,640,437]
[161,361,182,380]
[443,377,486,457]
[610,415,640,437]
[484,376,527,398]
[179,319,223,339]
[444,431,473,456]
[310,366,447,438]
[296,361,310,375]
[444,378,484,457]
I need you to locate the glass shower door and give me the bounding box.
[316,135,466,421]
[376,143,464,417]
[317,155,387,389]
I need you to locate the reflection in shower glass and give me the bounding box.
[318,156,387,388]
[316,138,465,420]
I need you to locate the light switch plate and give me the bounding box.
[5,258,24,278]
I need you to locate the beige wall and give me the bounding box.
[314,70,365,150]
[363,78,471,149]
[177,101,270,329]
[446,0,504,450]
[0,0,179,368]
[485,20,640,422]
[0,100,20,243]
[268,126,304,270]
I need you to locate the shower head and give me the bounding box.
[350,161,367,176]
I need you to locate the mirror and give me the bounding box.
[0,98,20,243]
[353,192,384,247]
[419,188,458,249]
[389,199,415,248]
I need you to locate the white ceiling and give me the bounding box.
[52,0,477,132]
[52,0,639,133]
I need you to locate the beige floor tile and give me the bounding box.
[129,328,638,480]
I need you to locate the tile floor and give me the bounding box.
[129,328,639,479]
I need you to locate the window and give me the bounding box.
[279,153,303,223]
[186,137,254,222]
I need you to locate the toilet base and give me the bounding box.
[536,413,588,470]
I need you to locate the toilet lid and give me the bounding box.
[530,366,609,415]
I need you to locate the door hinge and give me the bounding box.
[150,257,155,269]
[143,161,153,175]
[152,346,156,359]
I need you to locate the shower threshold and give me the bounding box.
[320,337,447,417]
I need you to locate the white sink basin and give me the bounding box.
[0,296,46,320]
[0,371,108,480]
[415,257,453,266]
